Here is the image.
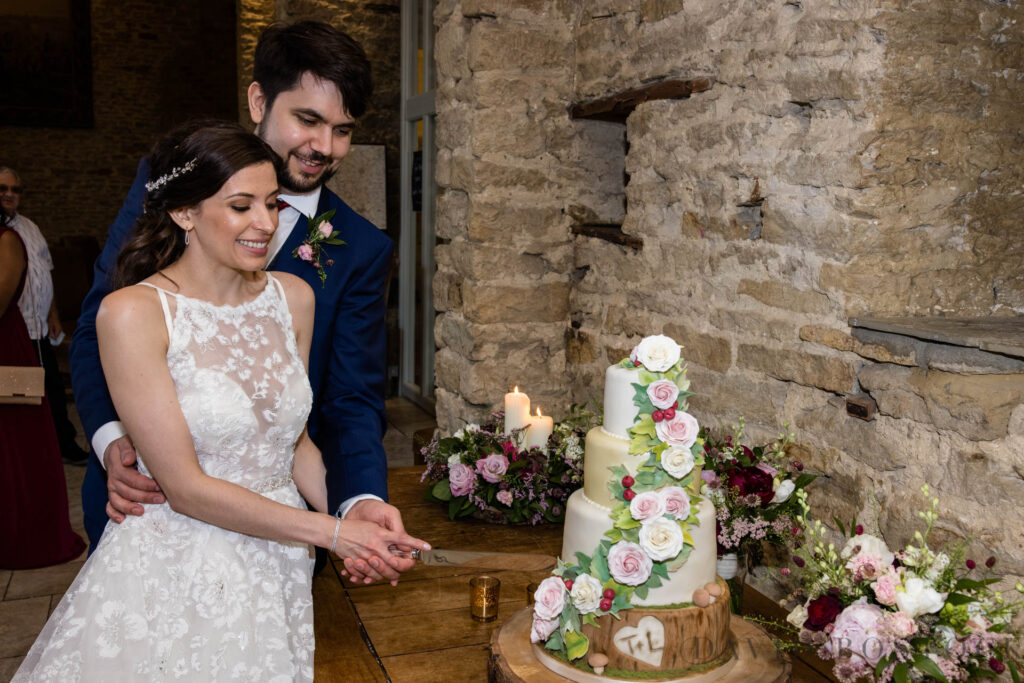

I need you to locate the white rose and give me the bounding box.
[661,446,695,479]
[465,422,481,433]
[841,534,895,567]
[895,577,946,618]
[447,454,463,468]
[771,479,796,504]
[786,603,808,628]
[635,335,682,372]
[453,428,465,439]
[639,517,684,562]
[630,491,667,523]
[570,573,604,615]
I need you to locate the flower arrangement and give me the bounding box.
[420,404,595,525]
[292,209,344,286]
[700,420,816,565]
[532,335,706,662]
[784,485,1023,682]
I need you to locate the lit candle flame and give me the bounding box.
[536,408,543,417]
[514,386,519,393]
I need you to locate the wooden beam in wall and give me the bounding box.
[570,78,713,123]
[570,223,644,250]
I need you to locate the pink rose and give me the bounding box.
[496,490,513,506]
[886,611,917,638]
[448,463,476,497]
[660,486,691,518]
[318,221,334,238]
[846,552,885,581]
[825,598,892,668]
[533,576,567,620]
[870,568,900,606]
[646,379,679,410]
[655,411,699,449]
[531,614,559,643]
[629,491,666,523]
[607,541,653,586]
[475,452,509,484]
[297,244,314,261]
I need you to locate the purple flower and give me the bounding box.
[475,452,509,484]
[449,463,476,496]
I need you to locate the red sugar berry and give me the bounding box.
[599,598,613,611]
[621,475,635,488]
[603,588,616,600]
[652,409,665,422]
[623,489,636,502]
[564,579,573,591]
[663,407,676,420]
[633,360,642,367]
[855,524,864,535]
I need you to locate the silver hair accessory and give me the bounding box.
[145,158,198,193]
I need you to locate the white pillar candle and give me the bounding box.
[504,387,531,433]
[525,408,554,451]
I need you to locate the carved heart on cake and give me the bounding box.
[612,615,665,667]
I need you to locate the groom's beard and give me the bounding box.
[279,155,339,194]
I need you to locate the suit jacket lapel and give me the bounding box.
[268,191,334,271]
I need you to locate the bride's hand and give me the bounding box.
[332,518,428,585]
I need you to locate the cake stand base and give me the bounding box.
[489,606,790,683]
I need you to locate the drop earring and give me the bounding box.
[184,229,190,246]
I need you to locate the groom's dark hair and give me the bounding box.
[253,21,373,119]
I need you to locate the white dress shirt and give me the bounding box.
[95,184,380,518]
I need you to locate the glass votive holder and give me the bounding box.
[470,575,501,622]
[526,581,539,606]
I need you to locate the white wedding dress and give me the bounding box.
[15,274,315,682]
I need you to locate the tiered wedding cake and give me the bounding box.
[532,335,733,681]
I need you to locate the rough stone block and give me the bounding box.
[462,281,570,324]
[435,190,469,241]
[709,309,795,344]
[737,344,856,395]
[664,322,732,374]
[857,364,931,424]
[467,24,572,72]
[789,395,910,472]
[906,369,1024,441]
[802,325,916,365]
[738,280,832,315]
[433,271,463,312]
[686,366,787,429]
[467,201,569,246]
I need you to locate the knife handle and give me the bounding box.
[388,545,421,560]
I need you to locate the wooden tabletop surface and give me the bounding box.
[312,466,834,682]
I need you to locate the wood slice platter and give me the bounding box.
[489,606,790,683]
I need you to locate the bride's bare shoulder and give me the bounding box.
[96,284,166,333]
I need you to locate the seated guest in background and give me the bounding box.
[0,205,86,569]
[0,167,90,466]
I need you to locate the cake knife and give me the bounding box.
[388,546,557,572]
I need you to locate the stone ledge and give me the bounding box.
[850,316,1024,360]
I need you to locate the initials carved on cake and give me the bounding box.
[612,616,665,667]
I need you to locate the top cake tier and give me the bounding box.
[602,364,642,438]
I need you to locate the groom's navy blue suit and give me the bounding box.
[71,159,392,548]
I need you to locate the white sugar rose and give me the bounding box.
[660,486,691,518]
[841,533,895,567]
[570,573,604,615]
[629,490,666,523]
[533,576,567,620]
[771,479,796,504]
[635,335,682,372]
[895,577,946,618]
[655,411,700,450]
[639,518,685,562]
[646,379,680,410]
[530,614,559,643]
[607,542,653,586]
[660,445,696,479]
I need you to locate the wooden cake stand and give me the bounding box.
[489,606,790,683]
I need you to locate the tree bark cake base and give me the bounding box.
[489,606,790,683]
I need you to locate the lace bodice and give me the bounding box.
[139,274,313,489]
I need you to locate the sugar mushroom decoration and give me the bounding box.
[692,588,711,608]
[704,581,722,602]
[588,652,609,675]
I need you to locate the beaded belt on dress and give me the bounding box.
[250,475,293,493]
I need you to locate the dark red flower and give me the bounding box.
[966,559,976,570]
[990,658,1006,674]
[803,594,843,631]
[792,555,805,568]
[986,556,996,568]
[855,524,864,535]
[741,445,754,459]
[725,465,775,506]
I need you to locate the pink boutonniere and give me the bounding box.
[292,209,345,286]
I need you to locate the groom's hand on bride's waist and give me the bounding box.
[105,434,165,523]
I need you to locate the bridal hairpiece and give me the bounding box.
[145,158,198,193]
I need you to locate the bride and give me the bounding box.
[15,122,426,681]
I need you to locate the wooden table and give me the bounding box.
[313,467,834,682]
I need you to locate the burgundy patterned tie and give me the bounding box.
[276,198,290,211]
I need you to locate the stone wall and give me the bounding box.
[1,0,237,243]
[433,0,1024,579]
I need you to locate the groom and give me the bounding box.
[71,21,416,584]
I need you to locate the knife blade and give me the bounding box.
[389,546,557,572]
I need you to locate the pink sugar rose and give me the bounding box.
[629,490,666,523]
[655,410,699,449]
[646,379,680,410]
[475,452,509,484]
[530,614,559,643]
[533,576,567,620]
[870,568,901,606]
[607,541,653,586]
[318,221,334,238]
[660,486,691,518]
[825,598,892,668]
[297,244,314,261]
[448,462,476,497]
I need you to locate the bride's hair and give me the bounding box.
[113,120,282,288]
